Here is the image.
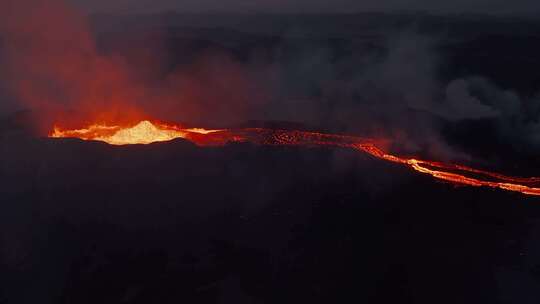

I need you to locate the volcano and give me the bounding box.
[2,113,540,304]
[2,2,540,302]
[49,119,540,196]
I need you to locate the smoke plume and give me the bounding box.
[0,0,269,131]
[1,0,540,162]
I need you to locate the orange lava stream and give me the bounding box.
[50,120,540,196]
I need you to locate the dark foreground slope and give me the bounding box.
[1,133,540,303]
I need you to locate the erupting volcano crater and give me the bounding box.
[50,120,221,145]
[49,119,540,196]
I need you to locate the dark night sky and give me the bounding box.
[70,0,540,14]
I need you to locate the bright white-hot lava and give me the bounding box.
[50,120,219,145]
[50,120,540,196]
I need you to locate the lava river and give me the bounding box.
[50,120,540,196]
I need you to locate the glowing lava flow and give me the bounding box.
[50,120,540,196]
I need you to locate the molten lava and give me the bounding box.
[50,120,220,145]
[50,120,540,196]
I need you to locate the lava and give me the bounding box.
[50,120,220,145]
[50,120,540,196]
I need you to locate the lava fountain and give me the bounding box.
[50,120,221,145]
[50,120,540,196]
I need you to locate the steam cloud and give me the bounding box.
[0,0,269,131]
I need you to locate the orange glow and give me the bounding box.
[50,120,540,196]
[50,120,220,145]
[354,144,540,196]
